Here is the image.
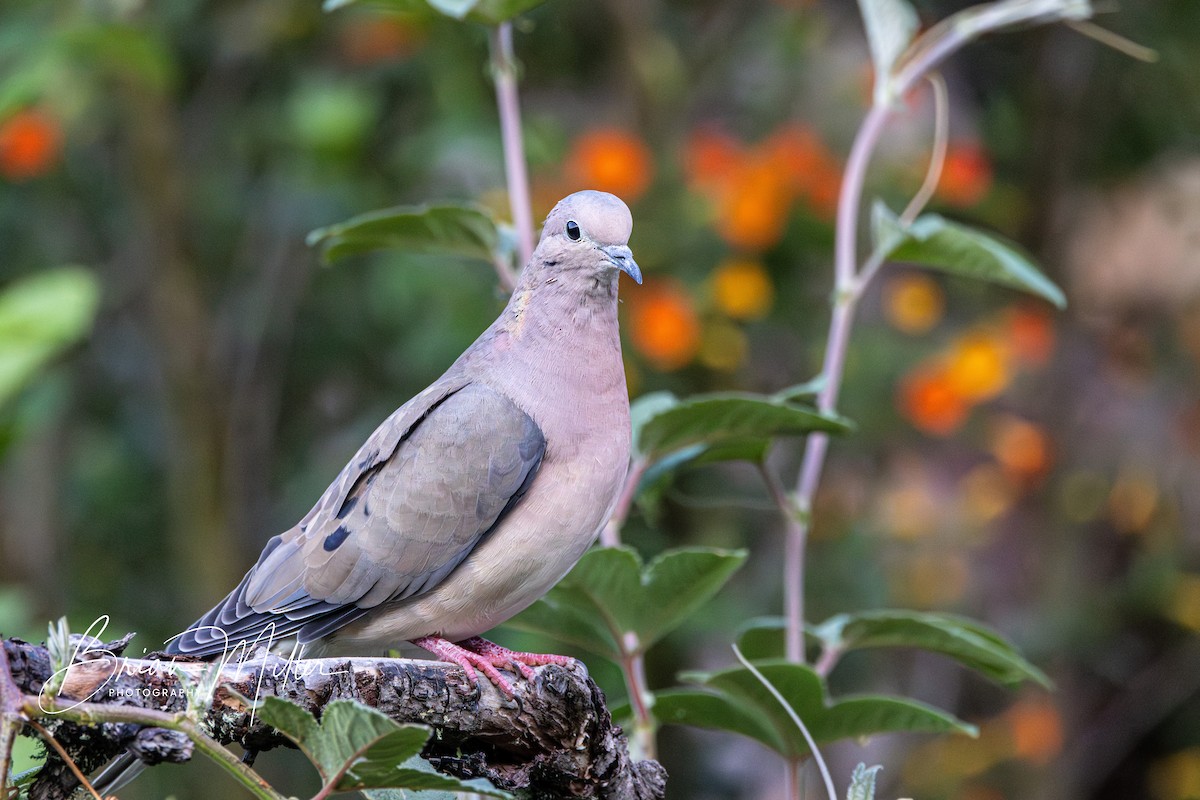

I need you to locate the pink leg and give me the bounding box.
[411,635,574,697]
[457,636,574,683]
[411,635,518,697]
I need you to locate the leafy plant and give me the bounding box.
[256,697,510,798]
[508,546,746,758]
[737,611,1050,687]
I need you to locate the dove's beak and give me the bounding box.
[603,244,642,285]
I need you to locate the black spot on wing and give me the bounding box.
[335,495,358,519]
[323,525,351,552]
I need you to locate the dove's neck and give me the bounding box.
[478,273,629,442]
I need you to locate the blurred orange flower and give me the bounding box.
[1006,698,1063,765]
[628,280,701,371]
[763,124,825,191]
[0,108,62,181]
[716,157,794,251]
[884,272,945,334]
[804,156,843,219]
[1004,304,1056,366]
[937,140,993,208]
[990,415,1052,480]
[898,363,969,436]
[684,128,744,197]
[685,122,842,248]
[945,331,1012,401]
[567,128,653,202]
[339,15,425,65]
[712,258,774,320]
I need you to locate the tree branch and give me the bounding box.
[2,636,665,800]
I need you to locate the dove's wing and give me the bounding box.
[168,381,545,656]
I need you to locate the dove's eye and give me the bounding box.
[565,220,581,241]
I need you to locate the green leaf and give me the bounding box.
[630,391,679,452]
[856,0,919,106]
[872,202,1066,308]
[846,763,883,800]
[256,698,510,796]
[735,617,809,662]
[658,661,975,760]
[307,203,501,267]
[636,392,851,462]
[0,268,100,411]
[364,782,457,800]
[816,610,1051,688]
[737,611,1049,688]
[323,0,547,24]
[507,546,747,661]
[654,687,787,755]
[771,376,826,403]
[364,789,454,800]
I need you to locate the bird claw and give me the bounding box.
[412,635,574,699]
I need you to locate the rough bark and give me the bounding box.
[1,636,666,800]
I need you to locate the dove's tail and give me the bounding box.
[89,750,146,796]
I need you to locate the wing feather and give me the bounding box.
[167,381,545,657]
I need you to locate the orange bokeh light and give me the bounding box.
[0,108,62,181]
[567,128,654,202]
[684,122,843,250]
[628,280,701,371]
[1005,304,1056,366]
[937,140,993,208]
[339,15,426,65]
[1007,699,1064,765]
[715,156,795,251]
[945,331,1012,401]
[991,415,1052,480]
[684,128,744,197]
[898,363,970,436]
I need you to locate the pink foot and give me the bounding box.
[411,635,574,698]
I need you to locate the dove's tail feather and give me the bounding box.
[90,750,146,796]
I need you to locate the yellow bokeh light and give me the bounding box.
[1168,573,1200,631]
[884,273,945,335]
[712,258,775,320]
[946,331,1013,401]
[1107,468,1159,534]
[962,463,1015,525]
[698,319,748,371]
[1149,748,1200,800]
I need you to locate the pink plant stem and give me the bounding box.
[784,103,890,663]
[489,21,535,277]
[601,458,647,547]
[622,634,657,760]
[781,10,986,666]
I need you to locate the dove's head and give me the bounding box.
[529,190,642,289]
